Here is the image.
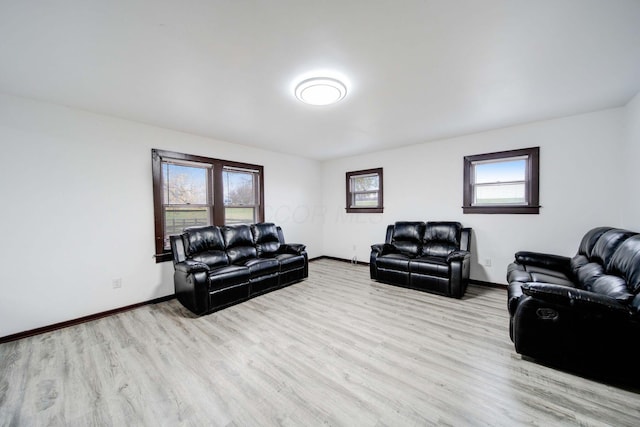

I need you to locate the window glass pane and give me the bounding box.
[474,183,525,205]
[225,207,256,225]
[351,174,379,192]
[474,159,525,184]
[163,207,210,249]
[223,169,256,205]
[163,163,208,205]
[353,192,379,207]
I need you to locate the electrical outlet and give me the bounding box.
[352,244,357,251]
[112,278,122,289]
[483,258,492,267]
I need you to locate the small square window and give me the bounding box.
[463,147,540,214]
[346,168,383,213]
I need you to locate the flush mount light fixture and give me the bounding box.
[294,77,347,106]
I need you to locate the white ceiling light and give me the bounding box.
[294,77,347,106]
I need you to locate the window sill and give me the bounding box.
[462,205,540,214]
[155,252,173,263]
[346,207,384,214]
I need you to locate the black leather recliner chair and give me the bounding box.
[507,227,640,374]
[370,221,472,298]
[170,223,308,315]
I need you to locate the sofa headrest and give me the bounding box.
[424,222,462,245]
[393,222,425,241]
[182,226,224,256]
[577,227,614,257]
[222,224,254,248]
[392,222,425,256]
[222,224,257,264]
[590,229,636,270]
[609,234,640,295]
[251,222,280,256]
[422,222,462,258]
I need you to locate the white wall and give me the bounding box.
[1,90,634,338]
[623,91,640,230]
[0,93,323,338]
[321,108,626,285]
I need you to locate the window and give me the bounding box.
[463,147,539,214]
[346,168,383,213]
[223,167,261,225]
[152,149,264,262]
[162,160,213,248]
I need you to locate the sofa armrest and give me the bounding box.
[174,260,210,274]
[371,243,385,255]
[515,251,571,273]
[521,283,629,314]
[446,250,470,263]
[279,243,306,255]
[371,243,399,256]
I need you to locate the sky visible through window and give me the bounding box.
[474,159,525,184]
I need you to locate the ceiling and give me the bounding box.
[1,1,639,161]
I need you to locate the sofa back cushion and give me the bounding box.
[422,222,462,258]
[391,222,425,256]
[576,262,604,291]
[570,227,616,277]
[182,226,229,269]
[223,224,257,264]
[590,229,636,270]
[609,234,640,295]
[577,227,614,257]
[251,223,280,256]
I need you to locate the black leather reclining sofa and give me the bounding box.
[170,223,308,315]
[370,221,472,298]
[507,227,640,372]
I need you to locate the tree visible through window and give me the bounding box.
[162,161,211,248]
[152,149,264,262]
[346,168,383,213]
[223,167,260,225]
[463,147,539,214]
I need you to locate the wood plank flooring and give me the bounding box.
[1,259,639,426]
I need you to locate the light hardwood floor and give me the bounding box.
[1,259,639,426]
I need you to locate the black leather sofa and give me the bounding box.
[370,221,472,298]
[170,223,308,315]
[507,227,640,373]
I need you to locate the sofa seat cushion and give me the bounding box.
[376,253,411,270]
[507,263,532,284]
[191,250,229,269]
[240,258,280,278]
[208,265,250,291]
[591,275,634,302]
[274,253,306,271]
[409,256,449,277]
[528,270,574,287]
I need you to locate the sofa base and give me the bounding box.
[373,275,464,299]
[202,277,306,315]
[209,283,251,313]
